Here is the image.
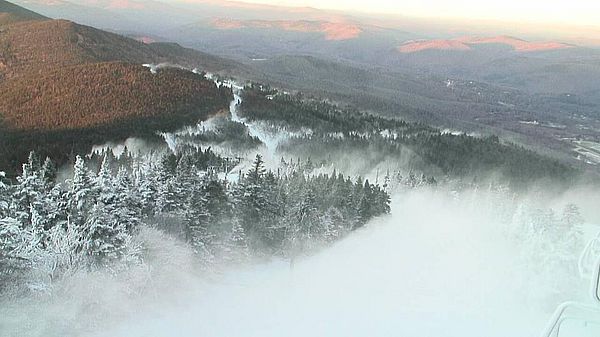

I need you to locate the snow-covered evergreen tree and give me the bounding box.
[234,155,271,241]
[155,159,182,214]
[284,185,321,256]
[11,152,48,229]
[222,219,250,263]
[0,214,26,288]
[134,158,159,216]
[84,202,130,264]
[114,167,142,232]
[0,147,392,290]
[67,156,97,230]
[182,172,220,263]
[41,157,57,185]
[322,207,347,243]
[0,171,8,217]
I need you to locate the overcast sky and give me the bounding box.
[226,0,600,27]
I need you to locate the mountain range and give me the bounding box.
[2,0,600,174]
[12,0,600,94]
[398,36,574,53]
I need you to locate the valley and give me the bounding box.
[7,0,600,173]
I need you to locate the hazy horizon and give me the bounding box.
[168,0,600,28]
[150,0,600,46]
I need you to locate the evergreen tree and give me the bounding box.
[0,172,21,284]
[285,186,321,256]
[67,156,97,229]
[383,170,391,192]
[247,154,266,184]
[0,215,24,285]
[0,172,27,286]
[84,202,130,263]
[322,207,346,243]
[356,179,374,226]
[155,159,181,214]
[0,145,395,289]
[11,152,48,229]
[41,157,57,185]
[234,155,270,242]
[0,171,9,217]
[96,154,113,191]
[114,168,142,232]
[43,217,87,281]
[134,159,159,216]
[183,173,215,260]
[222,219,250,263]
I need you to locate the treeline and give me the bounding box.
[403,133,572,181]
[241,85,428,134]
[0,149,390,292]
[171,116,263,152]
[240,86,576,184]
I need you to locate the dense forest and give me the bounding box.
[0,150,390,293]
[0,5,238,176]
[0,63,231,131]
[0,65,231,176]
[0,17,239,80]
[239,85,575,185]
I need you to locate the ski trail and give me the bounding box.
[225,81,283,160]
[92,72,285,163]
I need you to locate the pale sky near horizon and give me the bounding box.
[230,0,600,27]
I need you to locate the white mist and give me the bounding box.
[91,188,584,337]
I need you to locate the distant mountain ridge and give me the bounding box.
[399,36,574,53]
[210,18,364,41]
[2,0,600,177]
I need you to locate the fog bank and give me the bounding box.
[1,186,592,337]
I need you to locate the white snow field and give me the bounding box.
[0,188,595,337]
[90,189,587,337]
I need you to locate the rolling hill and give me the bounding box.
[17,0,598,99]
[0,13,243,80]
[0,62,229,131]
[398,36,573,53]
[0,0,237,174]
[210,18,364,41]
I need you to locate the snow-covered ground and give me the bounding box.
[226,82,293,160]
[92,191,591,337]
[0,187,597,337]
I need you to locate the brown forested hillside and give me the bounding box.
[0,19,242,81]
[0,62,230,131]
[0,1,237,175]
[0,19,152,79]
